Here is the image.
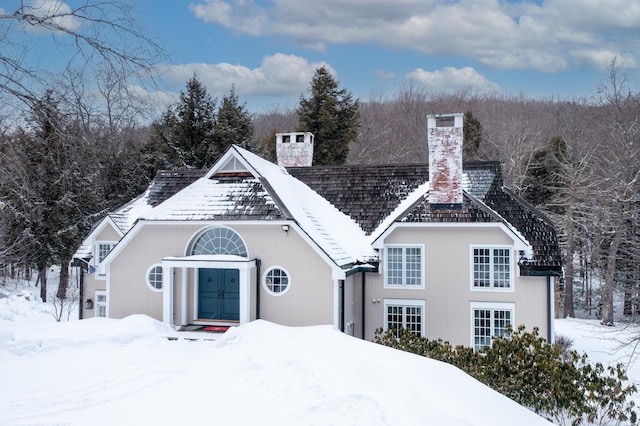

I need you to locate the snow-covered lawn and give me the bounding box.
[2,281,639,426]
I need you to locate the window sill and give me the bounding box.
[384,284,425,290]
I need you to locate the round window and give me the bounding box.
[146,264,163,291]
[263,267,290,295]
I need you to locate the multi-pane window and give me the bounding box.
[264,267,290,295]
[472,247,511,289]
[96,242,116,263]
[471,303,514,351]
[146,264,163,291]
[385,246,423,288]
[385,300,424,337]
[95,291,107,318]
[191,227,247,257]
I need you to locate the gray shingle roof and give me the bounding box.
[289,162,562,274]
[104,154,561,275]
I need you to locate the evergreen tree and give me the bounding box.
[0,92,102,301]
[523,136,568,209]
[297,67,360,165]
[463,110,483,161]
[212,85,254,158]
[146,75,217,172]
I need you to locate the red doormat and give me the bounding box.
[201,326,230,332]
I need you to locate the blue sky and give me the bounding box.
[6,0,640,114]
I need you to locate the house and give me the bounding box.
[72,113,562,349]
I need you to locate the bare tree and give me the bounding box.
[593,58,640,325]
[0,1,163,110]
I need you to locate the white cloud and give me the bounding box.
[155,53,332,98]
[570,49,637,70]
[407,66,500,93]
[188,0,640,72]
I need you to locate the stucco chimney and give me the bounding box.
[276,132,314,167]
[427,113,464,209]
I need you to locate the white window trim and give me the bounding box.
[94,241,117,281]
[383,299,426,337]
[469,245,514,292]
[383,244,425,289]
[145,263,163,292]
[95,241,117,264]
[95,290,108,318]
[262,266,291,296]
[469,301,515,351]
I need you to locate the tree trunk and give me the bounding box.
[601,214,624,325]
[57,260,69,299]
[563,218,576,318]
[38,266,47,303]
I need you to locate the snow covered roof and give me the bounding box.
[291,161,561,273]
[109,193,154,233]
[140,176,283,222]
[75,146,561,274]
[139,146,371,267]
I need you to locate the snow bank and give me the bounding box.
[0,316,550,425]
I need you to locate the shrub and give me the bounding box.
[373,326,637,425]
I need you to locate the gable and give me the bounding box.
[290,161,561,274]
[73,216,123,261]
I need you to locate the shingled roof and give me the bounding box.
[289,161,562,275]
[147,169,206,207]
[78,147,561,275]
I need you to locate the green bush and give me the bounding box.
[373,326,637,425]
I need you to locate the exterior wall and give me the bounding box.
[364,225,549,346]
[247,224,334,326]
[106,222,335,327]
[80,222,121,319]
[350,273,364,339]
[109,224,197,321]
[81,270,105,319]
[343,276,356,336]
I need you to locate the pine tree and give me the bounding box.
[146,75,217,172]
[463,110,483,161]
[297,67,360,165]
[0,92,102,301]
[523,136,568,208]
[212,85,254,159]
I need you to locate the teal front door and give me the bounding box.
[198,268,240,321]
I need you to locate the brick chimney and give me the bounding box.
[276,132,314,167]
[427,113,464,209]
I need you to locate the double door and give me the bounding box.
[197,268,239,321]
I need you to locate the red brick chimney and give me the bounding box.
[427,113,463,209]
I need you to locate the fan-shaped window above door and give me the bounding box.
[190,227,248,257]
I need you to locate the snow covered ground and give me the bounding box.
[1,279,638,426]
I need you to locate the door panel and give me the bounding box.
[198,268,239,321]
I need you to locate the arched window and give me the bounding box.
[190,227,248,257]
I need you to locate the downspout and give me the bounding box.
[547,275,553,344]
[256,259,261,319]
[78,265,84,320]
[362,272,366,340]
[340,280,345,332]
